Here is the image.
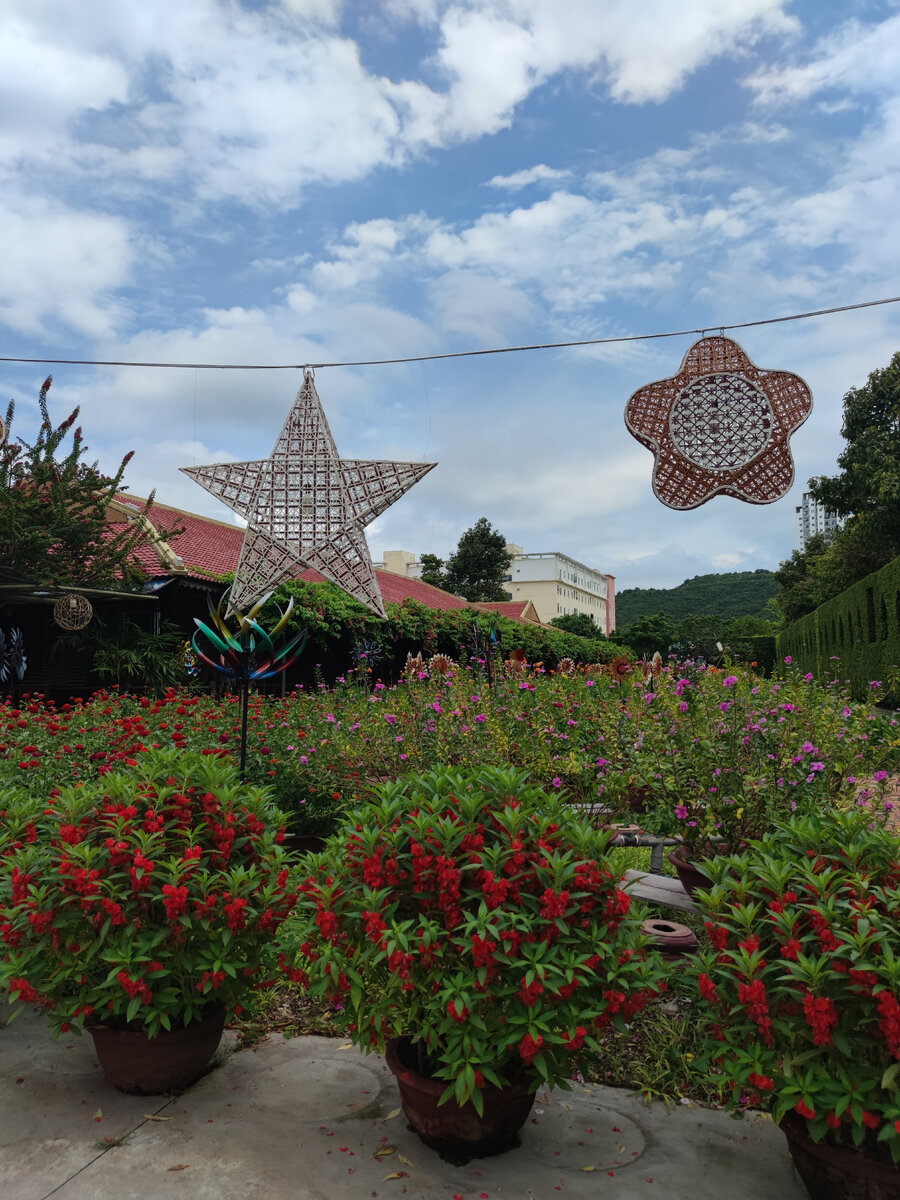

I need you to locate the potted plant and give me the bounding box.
[690,807,900,1199]
[0,747,297,1094]
[287,764,666,1162]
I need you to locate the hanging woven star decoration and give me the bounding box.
[624,335,813,509]
[180,371,436,617]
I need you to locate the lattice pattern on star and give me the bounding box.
[181,372,437,617]
[624,336,813,509]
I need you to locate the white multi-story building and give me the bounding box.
[504,546,615,634]
[376,545,616,635]
[795,492,844,550]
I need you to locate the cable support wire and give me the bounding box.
[1,294,898,372]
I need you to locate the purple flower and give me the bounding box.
[432,702,443,713]
[873,770,889,783]
[870,680,883,690]
[474,713,487,724]
[385,714,397,726]
[552,776,562,788]
[724,675,738,688]
[299,755,308,765]
[675,805,688,819]
[784,655,792,664]
[678,701,689,713]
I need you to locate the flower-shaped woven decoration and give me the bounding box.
[624,336,813,509]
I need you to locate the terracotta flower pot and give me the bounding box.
[385,1037,536,1164]
[641,917,698,955]
[668,844,714,897]
[780,1111,900,1200]
[88,1007,226,1095]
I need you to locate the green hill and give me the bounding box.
[615,570,777,627]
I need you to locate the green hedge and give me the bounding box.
[267,582,630,682]
[776,555,900,702]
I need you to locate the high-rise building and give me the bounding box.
[795,491,843,550]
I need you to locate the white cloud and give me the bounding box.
[279,0,344,23]
[487,164,572,190]
[428,272,535,344]
[746,14,900,103]
[0,16,128,162]
[0,197,133,336]
[711,552,745,568]
[0,0,800,212]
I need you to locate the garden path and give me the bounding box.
[0,1007,808,1200]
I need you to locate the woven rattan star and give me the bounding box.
[624,336,813,509]
[181,372,435,616]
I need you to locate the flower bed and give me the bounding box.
[0,660,895,841]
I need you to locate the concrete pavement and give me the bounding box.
[0,1008,807,1200]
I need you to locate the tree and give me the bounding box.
[616,612,675,659]
[798,351,900,603]
[809,351,900,531]
[672,612,726,659]
[772,533,831,623]
[0,376,166,590]
[418,553,447,591]
[443,518,511,603]
[550,612,604,639]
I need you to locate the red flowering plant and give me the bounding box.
[0,748,297,1036]
[691,807,900,1163]
[286,765,666,1113]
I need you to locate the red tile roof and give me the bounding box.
[112,496,247,581]
[473,600,544,625]
[114,495,468,611]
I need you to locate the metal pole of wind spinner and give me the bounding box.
[624,335,813,510]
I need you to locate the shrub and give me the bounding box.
[287,765,666,1112]
[0,748,296,1036]
[691,808,900,1163]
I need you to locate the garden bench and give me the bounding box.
[621,869,697,913]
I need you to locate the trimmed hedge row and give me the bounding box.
[776,555,900,702]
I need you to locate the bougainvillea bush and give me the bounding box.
[691,809,900,1163]
[285,765,666,1112]
[0,749,297,1035]
[595,659,898,858]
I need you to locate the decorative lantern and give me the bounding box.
[53,593,94,631]
[624,336,813,509]
[181,371,436,616]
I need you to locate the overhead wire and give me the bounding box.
[0,294,898,372]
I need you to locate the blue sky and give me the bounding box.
[2,0,900,593]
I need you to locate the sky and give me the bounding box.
[2,0,900,593]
